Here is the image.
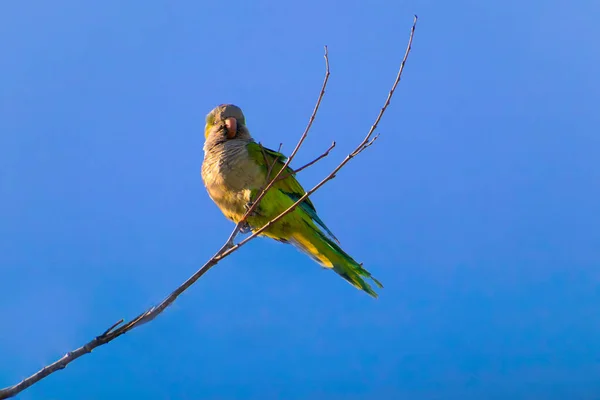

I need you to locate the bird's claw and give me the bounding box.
[221,221,252,253]
[239,221,252,234]
[244,201,258,217]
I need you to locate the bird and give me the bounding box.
[201,104,383,297]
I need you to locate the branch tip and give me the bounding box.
[100,319,125,337]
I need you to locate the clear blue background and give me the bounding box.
[1,1,599,399]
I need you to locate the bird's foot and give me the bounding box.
[239,221,252,234]
[244,201,260,217]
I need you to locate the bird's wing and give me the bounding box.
[246,141,340,244]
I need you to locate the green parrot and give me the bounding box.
[201,104,383,297]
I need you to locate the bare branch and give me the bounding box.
[240,45,331,222]
[0,220,240,400]
[0,15,417,400]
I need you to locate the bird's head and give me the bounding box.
[204,104,251,144]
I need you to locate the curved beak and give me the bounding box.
[224,117,237,139]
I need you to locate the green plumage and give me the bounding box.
[201,104,383,297]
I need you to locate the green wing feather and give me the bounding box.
[246,141,382,297]
[246,141,339,243]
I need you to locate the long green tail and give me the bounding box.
[290,225,383,298]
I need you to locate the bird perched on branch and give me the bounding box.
[201,104,382,297]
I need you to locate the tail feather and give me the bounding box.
[290,224,383,298]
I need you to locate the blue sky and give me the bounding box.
[1,0,599,399]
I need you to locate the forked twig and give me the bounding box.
[0,15,418,400]
[276,141,336,182]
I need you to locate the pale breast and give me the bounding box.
[202,140,265,221]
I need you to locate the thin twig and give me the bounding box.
[277,141,336,182]
[100,319,124,336]
[0,15,417,399]
[259,143,280,181]
[239,45,331,224]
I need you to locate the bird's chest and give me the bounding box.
[202,144,264,215]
